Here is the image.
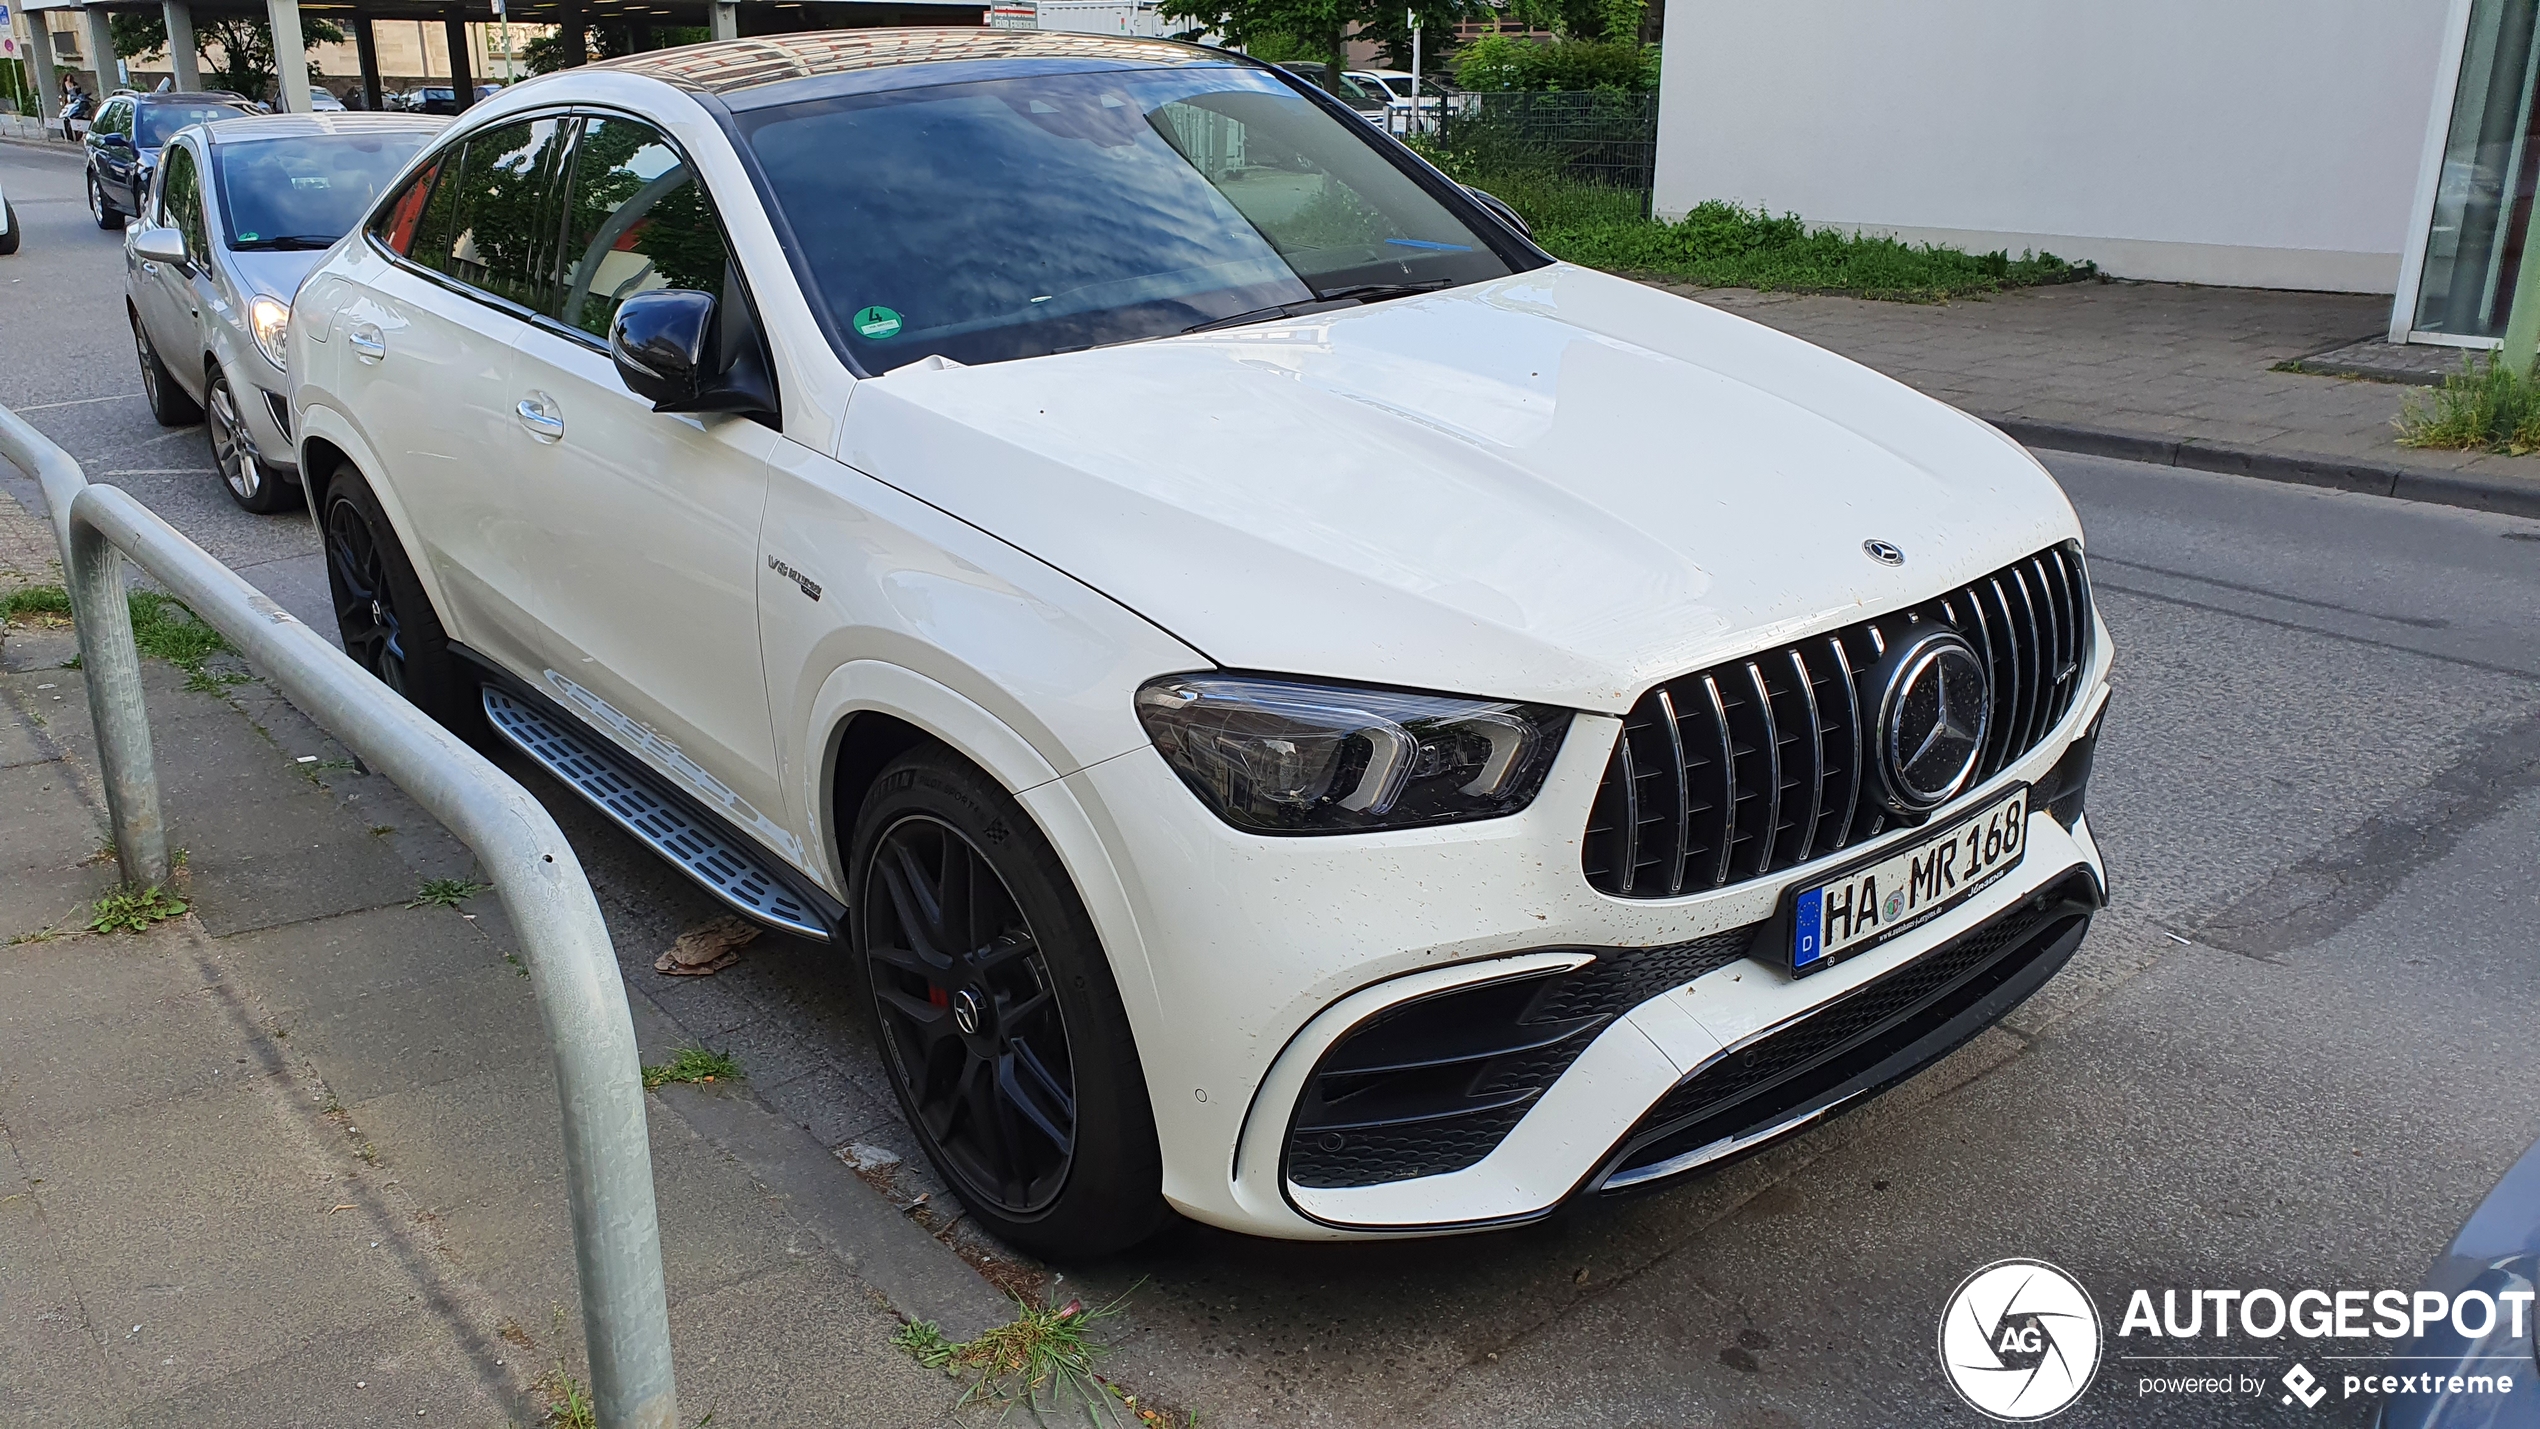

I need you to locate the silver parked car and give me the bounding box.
[125,112,445,511]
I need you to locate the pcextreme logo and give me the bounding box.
[1939,1259,2105,1421]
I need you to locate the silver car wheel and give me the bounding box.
[208,377,259,501]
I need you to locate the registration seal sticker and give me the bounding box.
[853,306,904,340]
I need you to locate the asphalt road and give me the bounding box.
[7,133,2540,1428]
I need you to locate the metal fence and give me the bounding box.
[0,404,681,1429]
[1424,89,1661,212]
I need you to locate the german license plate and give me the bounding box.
[1787,786,2029,975]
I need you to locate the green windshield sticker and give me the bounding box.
[853,306,904,340]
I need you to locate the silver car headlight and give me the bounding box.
[248,295,290,371]
[1135,673,1571,834]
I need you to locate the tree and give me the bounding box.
[1160,0,1480,93]
[112,11,345,101]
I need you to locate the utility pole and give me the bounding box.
[1407,8,1420,136]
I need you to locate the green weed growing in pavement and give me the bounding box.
[88,885,187,934]
[894,1289,1194,1425]
[640,1046,741,1091]
[0,585,240,684]
[0,586,72,622]
[2395,353,2540,454]
[407,877,489,909]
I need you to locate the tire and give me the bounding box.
[131,312,201,427]
[0,202,19,256]
[206,367,295,513]
[851,749,1165,1258]
[88,169,122,230]
[319,463,483,739]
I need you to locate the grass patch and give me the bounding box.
[2394,353,2540,454]
[0,585,239,682]
[408,877,489,909]
[641,1046,740,1091]
[896,1291,1191,1425]
[1539,199,2093,301]
[89,884,187,934]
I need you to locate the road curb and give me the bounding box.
[1986,415,2540,520]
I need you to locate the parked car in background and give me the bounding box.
[292,31,2109,1258]
[84,90,258,227]
[410,85,501,115]
[126,112,445,511]
[1276,62,1390,119]
[2378,1136,2540,1427]
[309,88,348,112]
[0,178,17,256]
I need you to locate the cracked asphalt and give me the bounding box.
[7,134,2540,1427]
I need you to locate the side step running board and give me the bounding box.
[482,686,830,940]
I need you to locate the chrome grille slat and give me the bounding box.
[1586,543,2092,900]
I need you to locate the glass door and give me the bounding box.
[2411,0,2540,344]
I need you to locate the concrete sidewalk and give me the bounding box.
[1668,277,2540,517]
[0,551,1026,1422]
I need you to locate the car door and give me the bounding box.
[331,115,568,671]
[135,139,211,403]
[498,112,789,848]
[91,99,134,205]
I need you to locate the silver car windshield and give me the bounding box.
[214,132,434,250]
[734,65,1520,369]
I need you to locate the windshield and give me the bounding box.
[138,101,252,148]
[216,131,434,249]
[736,64,1523,369]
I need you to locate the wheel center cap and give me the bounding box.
[370,599,385,624]
[951,987,987,1037]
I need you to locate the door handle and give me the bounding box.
[140,261,159,275]
[347,323,385,361]
[516,394,564,442]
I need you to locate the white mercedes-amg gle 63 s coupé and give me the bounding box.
[289,30,2112,1255]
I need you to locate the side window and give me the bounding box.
[97,100,129,139]
[369,155,444,256]
[159,144,206,256]
[554,116,736,340]
[412,117,570,311]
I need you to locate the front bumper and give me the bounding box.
[1043,618,2115,1240]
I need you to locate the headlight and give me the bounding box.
[1135,673,1572,834]
[248,295,290,371]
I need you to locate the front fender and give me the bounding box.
[293,399,463,641]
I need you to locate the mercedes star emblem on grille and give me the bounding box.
[1875,629,1992,814]
[1863,539,1906,566]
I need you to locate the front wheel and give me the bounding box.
[207,369,294,513]
[88,170,121,230]
[852,750,1164,1258]
[319,464,482,739]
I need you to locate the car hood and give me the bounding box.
[835,263,2084,713]
[225,247,326,304]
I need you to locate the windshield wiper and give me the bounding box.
[230,234,339,251]
[1181,278,1452,335]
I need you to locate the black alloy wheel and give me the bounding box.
[852,750,1164,1257]
[318,464,482,738]
[131,314,201,426]
[326,492,408,698]
[866,813,1078,1215]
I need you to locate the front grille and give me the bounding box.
[1603,870,2101,1185]
[1286,925,1754,1188]
[1584,543,2093,899]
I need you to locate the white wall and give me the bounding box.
[1652,0,2453,292]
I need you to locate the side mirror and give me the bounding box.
[132,224,187,265]
[609,288,779,421]
[609,288,712,409]
[1463,185,1532,240]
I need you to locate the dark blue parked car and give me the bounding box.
[83,91,256,228]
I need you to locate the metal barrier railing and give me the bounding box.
[0,403,680,1429]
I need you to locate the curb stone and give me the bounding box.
[1984,415,2540,520]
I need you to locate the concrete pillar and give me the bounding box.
[26,18,62,122]
[558,0,583,66]
[711,1,737,42]
[352,13,382,110]
[80,5,118,92]
[265,0,312,110]
[443,12,471,109]
[161,0,200,91]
